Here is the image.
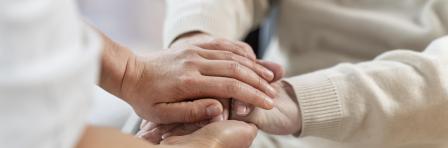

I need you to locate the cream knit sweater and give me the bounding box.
[164,0,448,147]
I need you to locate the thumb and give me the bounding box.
[154,98,223,124]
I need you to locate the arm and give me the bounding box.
[164,0,272,47]
[77,121,257,148]
[76,126,160,148]
[285,36,448,145]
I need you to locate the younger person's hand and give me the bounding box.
[160,120,258,148]
[121,48,277,124]
[99,34,277,124]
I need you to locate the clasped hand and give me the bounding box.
[133,33,302,146]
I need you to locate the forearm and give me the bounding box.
[76,126,173,148]
[285,36,448,144]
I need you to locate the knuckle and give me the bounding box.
[179,75,197,86]
[185,107,199,122]
[182,59,199,68]
[228,62,241,76]
[228,53,237,61]
[175,75,197,97]
[211,38,232,50]
[246,59,256,69]
[258,75,263,87]
[225,79,241,94]
[222,51,234,58]
[213,38,227,44]
[236,42,255,57]
[181,48,198,56]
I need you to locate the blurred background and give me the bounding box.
[77,0,165,129]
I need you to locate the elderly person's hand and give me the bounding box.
[230,81,301,135]
[99,34,277,124]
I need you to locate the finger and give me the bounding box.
[197,60,276,97]
[233,41,257,60]
[196,120,258,148]
[139,120,157,132]
[162,123,202,139]
[230,109,257,127]
[232,100,252,116]
[257,60,285,82]
[197,49,275,81]
[192,76,274,109]
[154,98,224,124]
[198,38,257,61]
[211,99,231,122]
[161,121,258,148]
[136,124,178,144]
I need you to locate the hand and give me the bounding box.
[138,81,301,144]
[154,81,301,136]
[136,61,295,143]
[231,81,301,135]
[160,120,258,148]
[170,32,285,117]
[99,34,277,124]
[122,47,278,124]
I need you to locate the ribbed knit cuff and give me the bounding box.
[163,13,236,48]
[284,71,343,139]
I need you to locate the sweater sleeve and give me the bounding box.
[284,36,448,145]
[164,0,271,47]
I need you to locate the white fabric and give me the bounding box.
[0,0,101,147]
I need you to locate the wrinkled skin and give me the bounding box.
[123,46,279,124]
[137,58,301,143]
[169,32,285,116]
[137,32,300,146]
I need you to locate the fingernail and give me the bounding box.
[266,85,277,98]
[236,104,248,116]
[264,69,274,81]
[265,97,274,108]
[207,104,222,117]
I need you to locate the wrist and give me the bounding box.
[98,34,136,99]
[284,73,343,138]
[280,80,302,135]
[118,54,145,104]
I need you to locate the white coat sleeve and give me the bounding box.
[0,0,101,147]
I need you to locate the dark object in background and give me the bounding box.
[242,2,279,59]
[243,29,261,58]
